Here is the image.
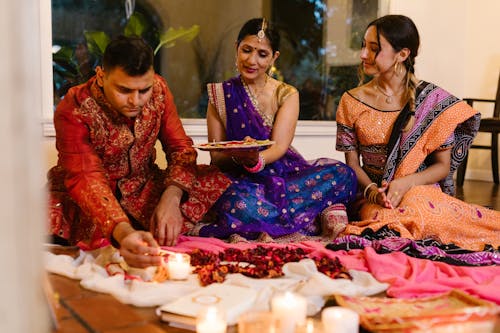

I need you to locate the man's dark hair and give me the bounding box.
[102,35,154,76]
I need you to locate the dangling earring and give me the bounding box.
[267,64,274,76]
[235,60,239,73]
[394,61,400,76]
[394,61,404,76]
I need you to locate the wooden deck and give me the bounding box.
[49,273,188,333]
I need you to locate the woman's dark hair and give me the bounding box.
[236,18,280,54]
[102,35,154,76]
[358,15,421,112]
[368,14,420,75]
[367,15,422,137]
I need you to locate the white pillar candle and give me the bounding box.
[196,306,227,333]
[167,253,191,280]
[271,291,307,333]
[321,307,359,333]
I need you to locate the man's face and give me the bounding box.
[96,66,155,118]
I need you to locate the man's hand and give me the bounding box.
[112,222,162,268]
[150,185,184,246]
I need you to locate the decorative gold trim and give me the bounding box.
[257,18,266,42]
[241,77,273,128]
[207,82,227,129]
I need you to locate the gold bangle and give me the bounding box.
[368,188,378,204]
[363,182,377,198]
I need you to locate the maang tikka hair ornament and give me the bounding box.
[257,18,266,42]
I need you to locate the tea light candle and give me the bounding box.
[296,318,323,333]
[196,306,227,333]
[321,306,359,333]
[238,310,280,333]
[167,253,191,280]
[271,291,307,333]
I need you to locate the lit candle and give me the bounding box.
[321,307,359,333]
[167,253,191,280]
[238,310,280,333]
[271,291,307,333]
[296,318,323,333]
[196,306,227,333]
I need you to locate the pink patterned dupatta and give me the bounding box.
[383,81,480,195]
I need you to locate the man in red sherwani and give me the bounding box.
[47,36,230,267]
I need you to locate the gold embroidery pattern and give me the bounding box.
[207,82,228,130]
[48,75,228,246]
[244,79,298,128]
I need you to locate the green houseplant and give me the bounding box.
[52,12,199,104]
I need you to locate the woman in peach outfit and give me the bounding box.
[335,15,499,252]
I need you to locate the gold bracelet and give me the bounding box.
[368,188,378,204]
[363,182,377,198]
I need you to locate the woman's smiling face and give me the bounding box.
[360,25,398,76]
[236,35,277,81]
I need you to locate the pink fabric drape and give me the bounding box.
[163,236,500,305]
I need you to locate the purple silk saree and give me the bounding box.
[196,76,357,239]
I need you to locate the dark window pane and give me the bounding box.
[51,0,378,120]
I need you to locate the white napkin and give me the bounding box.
[44,250,98,280]
[224,273,300,312]
[45,247,201,307]
[283,258,388,297]
[282,259,389,315]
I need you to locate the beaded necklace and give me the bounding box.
[242,75,269,107]
[241,75,274,126]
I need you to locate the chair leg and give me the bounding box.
[456,152,469,187]
[492,133,499,184]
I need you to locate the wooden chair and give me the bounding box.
[456,73,500,186]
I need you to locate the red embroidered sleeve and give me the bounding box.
[156,77,198,193]
[54,89,130,239]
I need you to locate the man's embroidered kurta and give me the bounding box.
[48,75,230,248]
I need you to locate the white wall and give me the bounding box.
[391,0,500,100]
[390,0,500,181]
[1,0,50,332]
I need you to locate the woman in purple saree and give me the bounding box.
[191,18,357,240]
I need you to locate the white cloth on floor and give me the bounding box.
[45,246,388,315]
